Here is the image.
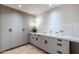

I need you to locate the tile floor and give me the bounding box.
[2,44,46,54]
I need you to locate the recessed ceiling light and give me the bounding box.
[49,4,52,6]
[18,4,22,7]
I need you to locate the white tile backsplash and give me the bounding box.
[35,5,79,38]
[37,23,79,38]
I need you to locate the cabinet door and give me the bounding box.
[0,7,2,52]
[10,10,24,48]
[10,10,18,48]
[1,7,11,50]
[30,34,34,44]
[23,14,29,44]
[38,36,57,53]
[30,34,37,45]
[37,36,48,51]
[16,12,24,45]
[46,37,57,54]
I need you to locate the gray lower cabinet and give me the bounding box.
[30,34,38,45]
[30,34,70,54]
[43,37,57,54]
[37,35,57,54]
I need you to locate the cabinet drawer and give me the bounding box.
[56,40,70,54]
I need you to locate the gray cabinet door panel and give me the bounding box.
[36,35,47,51]
[38,36,57,53]
[30,34,38,45]
[10,11,18,48]
[2,7,11,50]
[16,12,24,45]
[23,15,29,44]
[10,10,24,48]
[46,37,57,54]
[0,7,2,52]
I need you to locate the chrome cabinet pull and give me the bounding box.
[57,51,62,54]
[57,43,62,46]
[9,28,12,32]
[22,28,25,31]
[36,37,38,40]
[33,37,34,40]
[38,35,40,37]
[44,40,48,44]
[57,39,62,42]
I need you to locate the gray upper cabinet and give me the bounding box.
[0,5,29,52]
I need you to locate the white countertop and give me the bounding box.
[29,32,79,43]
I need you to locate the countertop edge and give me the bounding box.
[29,32,79,43]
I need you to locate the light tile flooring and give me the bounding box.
[2,44,46,54]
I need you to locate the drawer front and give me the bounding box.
[56,39,70,54]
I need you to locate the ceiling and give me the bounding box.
[3,4,62,16]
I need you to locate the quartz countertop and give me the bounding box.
[29,32,79,43]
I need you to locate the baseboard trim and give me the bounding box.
[30,43,50,54]
[1,42,50,54]
[1,43,29,53]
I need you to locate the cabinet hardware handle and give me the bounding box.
[57,43,62,46]
[34,34,36,36]
[36,37,38,40]
[33,37,34,40]
[57,39,62,41]
[44,40,48,44]
[57,51,62,54]
[38,35,40,37]
[22,28,25,31]
[9,28,12,32]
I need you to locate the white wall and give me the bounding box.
[35,5,79,38]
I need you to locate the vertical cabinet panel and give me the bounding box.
[0,7,2,52]
[30,34,37,45]
[16,12,24,45]
[10,10,24,48]
[37,35,47,50]
[1,7,11,50]
[46,37,57,54]
[38,36,57,53]
[10,10,19,48]
[23,14,28,44]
